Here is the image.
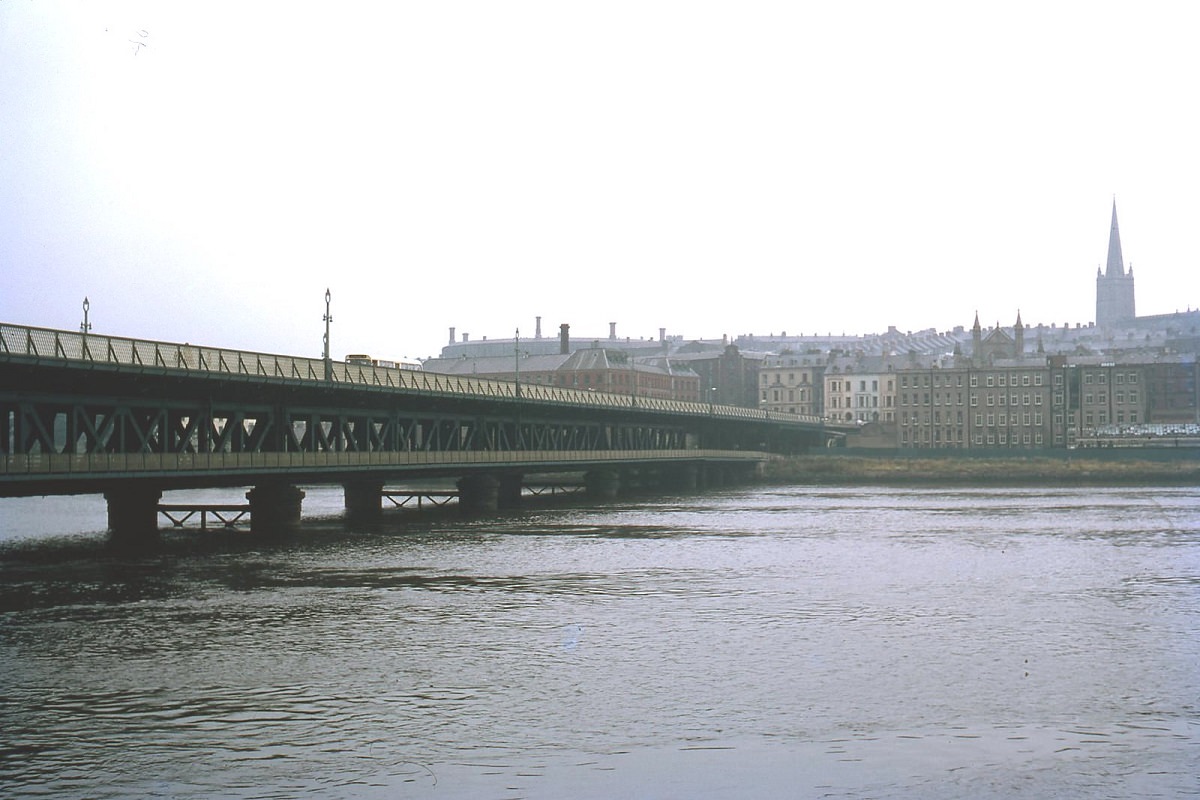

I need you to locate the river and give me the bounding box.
[1,485,1198,799]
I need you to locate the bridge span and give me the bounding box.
[1,323,845,540]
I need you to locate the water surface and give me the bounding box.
[1,485,1197,798]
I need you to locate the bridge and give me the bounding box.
[1,323,844,540]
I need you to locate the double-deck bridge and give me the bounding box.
[1,323,843,539]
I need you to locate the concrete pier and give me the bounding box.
[584,468,621,499]
[246,484,305,532]
[343,481,384,520]
[105,485,163,545]
[497,472,524,509]
[457,474,500,512]
[663,464,700,491]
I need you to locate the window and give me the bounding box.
[970,375,978,387]
[1022,375,1030,386]
[986,376,994,387]
[975,413,983,426]
[1130,391,1138,404]
[1129,373,1138,384]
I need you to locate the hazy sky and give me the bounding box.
[2,2,1198,361]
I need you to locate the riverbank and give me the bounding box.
[763,453,1200,486]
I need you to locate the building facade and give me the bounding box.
[759,354,824,417]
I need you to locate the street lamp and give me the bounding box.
[80,297,92,359]
[514,328,521,398]
[322,288,333,380]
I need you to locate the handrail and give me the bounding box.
[0,448,776,478]
[0,322,825,426]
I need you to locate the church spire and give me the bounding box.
[1106,198,1125,277]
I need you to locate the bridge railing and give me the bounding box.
[1,448,773,478]
[1,322,824,426]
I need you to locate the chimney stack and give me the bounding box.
[609,322,617,339]
[559,323,570,355]
[535,316,542,339]
[659,327,666,342]
[449,327,456,345]
[462,332,469,342]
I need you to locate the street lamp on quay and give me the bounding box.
[322,288,333,380]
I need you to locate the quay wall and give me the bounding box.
[765,449,1200,486]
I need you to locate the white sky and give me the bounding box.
[2,2,1198,361]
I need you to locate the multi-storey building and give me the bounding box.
[824,355,898,424]
[898,359,1053,449]
[759,354,824,416]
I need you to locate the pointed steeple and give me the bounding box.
[1106,198,1125,277]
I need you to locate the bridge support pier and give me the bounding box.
[457,474,500,512]
[584,468,621,500]
[662,464,700,491]
[701,464,726,487]
[105,485,163,545]
[498,472,524,509]
[246,484,305,532]
[344,481,383,520]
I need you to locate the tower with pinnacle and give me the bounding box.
[1095,199,1136,327]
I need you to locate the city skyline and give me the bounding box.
[2,3,1198,361]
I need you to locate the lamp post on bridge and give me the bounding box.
[514,328,521,398]
[322,288,333,381]
[80,297,92,358]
